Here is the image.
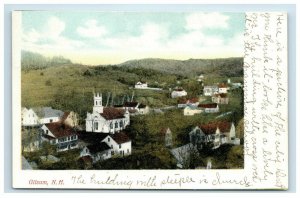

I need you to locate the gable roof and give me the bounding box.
[198,103,218,108]
[33,107,64,118]
[124,102,139,107]
[87,142,110,154]
[199,121,231,134]
[100,108,125,120]
[77,131,108,143]
[110,132,131,144]
[45,122,76,138]
[218,83,228,88]
[178,98,199,104]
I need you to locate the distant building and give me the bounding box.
[189,121,239,150]
[85,93,130,133]
[40,122,78,152]
[114,102,150,115]
[171,88,187,98]
[203,86,219,96]
[135,81,148,89]
[80,142,111,163]
[198,103,219,113]
[218,83,229,94]
[33,107,64,124]
[197,74,204,82]
[212,93,229,104]
[183,106,203,116]
[178,98,199,108]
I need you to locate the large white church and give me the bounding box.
[85,93,130,133]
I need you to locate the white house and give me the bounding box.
[85,93,130,133]
[212,93,229,104]
[171,88,187,98]
[135,81,148,89]
[183,106,203,116]
[203,86,219,96]
[101,132,132,156]
[137,103,150,115]
[33,107,64,124]
[189,121,239,150]
[21,107,39,127]
[198,103,219,113]
[40,122,78,152]
[80,142,111,163]
[218,83,229,94]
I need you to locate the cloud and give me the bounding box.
[22,16,84,56]
[77,19,107,38]
[185,12,229,31]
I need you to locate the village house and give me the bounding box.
[212,93,229,104]
[218,83,229,94]
[21,107,40,127]
[61,111,79,128]
[33,107,64,124]
[78,131,131,160]
[40,122,78,152]
[183,106,203,116]
[198,103,219,113]
[171,88,187,98]
[189,121,240,150]
[159,128,173,147]
[85,93,130,133]
[177,98,199,108]
[203,85,219,96]
[135,81,148,89]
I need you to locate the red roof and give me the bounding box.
[218,83,228,88]
[199,121,231,134]
[45,122,76,138]
[198,103,218,108]
[100,108,125,120]
[111,132,130,144]
[213,93,228,98]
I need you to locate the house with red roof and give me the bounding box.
[40,122,78,152]
[189,121,239,149]
[115,102,150,115]
[198,103,219,113]
[218,83,229,94]
[178,98,199,108]
[85,93,130,133]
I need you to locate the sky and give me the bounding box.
[21,11,245,65]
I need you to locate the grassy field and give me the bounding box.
[22,63,244,169]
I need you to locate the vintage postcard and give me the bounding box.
[12,11,288,189]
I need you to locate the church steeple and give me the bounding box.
[93,92,103,114]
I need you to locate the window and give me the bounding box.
[110,122,113,129]
[96,101,98,105]
[127,149,129,153]
[120,121,123,128]
[46,130,49,135]
[50,119,53,123]
[111,151,114,155]
[111,145,113,149]
[108,137,110,142]
[120,151,123,155]
[119,144,121,149]
[94,122,98,130]
[115,122,118,128]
